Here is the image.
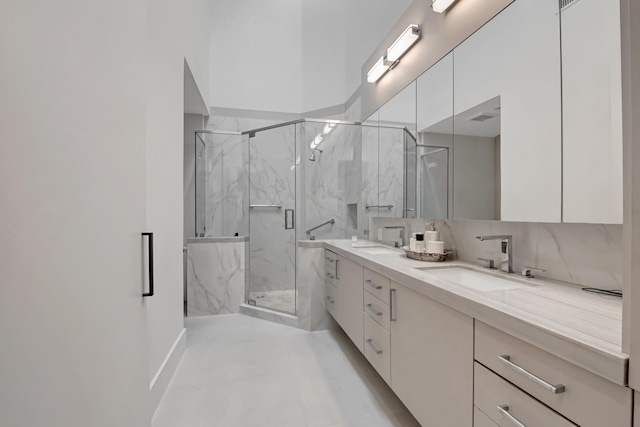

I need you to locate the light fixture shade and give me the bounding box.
[386,25,421,62]
[432,0,457,13]
[366,56,390,83]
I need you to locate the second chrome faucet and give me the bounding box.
[476,235,513,273]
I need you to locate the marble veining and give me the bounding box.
[186,241,245,316]
[369,217,622,291]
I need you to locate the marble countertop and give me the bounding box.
[187,236,248,243]
[320,239,627,386]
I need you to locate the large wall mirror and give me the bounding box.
[368,0,622,225]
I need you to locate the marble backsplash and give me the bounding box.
[369,217,622,291]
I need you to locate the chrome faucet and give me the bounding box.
[383,225,406,248]
[476,235,513,273]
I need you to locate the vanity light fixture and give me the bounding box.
[366,56,391,83]
[431,0,457,13]
[367,24,421,83]
[386,24,421,62]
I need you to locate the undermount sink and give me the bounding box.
[414,267,538,292]
[358,247,399,255]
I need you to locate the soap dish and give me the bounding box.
[402,246,451,262]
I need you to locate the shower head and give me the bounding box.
[309,148,323,162]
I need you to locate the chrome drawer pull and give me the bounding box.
[326,296,335,304]
[498,355,565,394]
[326,273,335,279]
[365,279,382,290]
[326,257,335,262]
[497,405,526,427]
[366,339,383,355]
[365,303,383,316]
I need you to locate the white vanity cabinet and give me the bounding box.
[475,321,632,427]
[390,280,474,427]
[324,250,364,353]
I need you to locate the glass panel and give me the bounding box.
[194,132,206,237]
[420,147,449,219]
[248,125,297,314]
[360,111,379,238]
[196,132,248,237]
[404,131,417,218]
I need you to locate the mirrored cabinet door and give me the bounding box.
[561,0,623,224]
[416,53,454,220]
[379,82,417,219]
[453,0,562,222]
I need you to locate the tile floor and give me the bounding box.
[153,314,420,427]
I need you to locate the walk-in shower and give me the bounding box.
[194,119,365,315]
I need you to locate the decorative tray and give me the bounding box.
[402,246,451,262]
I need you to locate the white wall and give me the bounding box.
[208,0,411,114]
[0,1,150,425]
[209,0,303,113]
[183,0,213,108]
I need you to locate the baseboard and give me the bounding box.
[150,328,187,415]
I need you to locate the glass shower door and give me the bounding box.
[248,125,297,314]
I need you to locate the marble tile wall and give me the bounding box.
[299,122,361,241]
[378,126,405,219]
[186,239,246,316]
[369,217,622,291]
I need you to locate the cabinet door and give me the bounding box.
[561,0,622,223]
[390,282,473,426]
[336,256,364,353]
[0,2,150,425]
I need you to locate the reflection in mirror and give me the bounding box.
[360,111,379,238]
[453,96,501,220]
[417,52,453,220]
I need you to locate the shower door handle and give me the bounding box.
[284,209,295,230]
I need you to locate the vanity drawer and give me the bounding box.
[325,250,337,285]
[475,362,577,427]
[325,282,337,318]
[363,268,390,303]
[475,321,632,427]
[364,313,390,384]
[473,407,498,427]
[363,291,390,331]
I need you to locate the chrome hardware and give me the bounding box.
[365,204,394,209]
[305,218,335,237]
[335,259,339,280]
[325,257,335,262]
[498,355,565,394]
[366,339,383,355]
[390,289,397,321]
[522,266,546,278]
[365,303,383,316]
[476,235,513,273]
[383,225,406,248]
[365,279,382,290]
[497,405,526,427]
[284,209,294,229]
[477,257,495,269]
[326,273,335,279]
[249,204,283,209]
[326,296,335,304]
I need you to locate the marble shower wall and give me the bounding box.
[369,217,622,290]
[200,132,248,237]
[299,122,361,240]
[186,238,246,316]
[360,124,378,239]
